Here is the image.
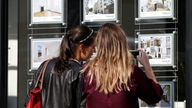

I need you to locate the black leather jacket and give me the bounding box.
[25,58,84,108]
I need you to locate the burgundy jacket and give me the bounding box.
[83,66,163,108]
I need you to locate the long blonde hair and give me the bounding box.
[87,23,133,94]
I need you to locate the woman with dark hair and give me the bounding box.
[82,23,163,108]
[25,25,96,108]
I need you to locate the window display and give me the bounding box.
[30,37,62,70]
[138,0,174,19]
[139,81,174,108]
[82,0,118,23]
[137,32,175,67]
[135,0,177,24]
[30,0,64,24]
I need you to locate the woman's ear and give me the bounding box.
[79,44,84,51]
[81,44,88,55]
[79,44,87,55]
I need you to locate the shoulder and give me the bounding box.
[48,58,57,66]
[40,58,57,67]
[64,60,82,81]
[44,58,58,71]
[68,60,82,72]
[131,65,145,78]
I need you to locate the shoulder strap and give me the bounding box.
[35,59,50,89]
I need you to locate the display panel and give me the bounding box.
[135,0,177,24]
[30,37,62,70]
[29,0,66,26]
[139,0,174,19]
[139,81,174,108]
[137,32,174,67]
[82,0,119,25]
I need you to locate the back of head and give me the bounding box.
[88,23,133,94]
[55,25,96,73]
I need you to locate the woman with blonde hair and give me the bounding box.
[83,23,163,108]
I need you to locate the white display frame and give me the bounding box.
[135,0,178,24]
[30,0,65,25]
[82,0,118,23]
[30,37,62,70]
[139,0,174,19]
[137,32,175,67]
[139,81,174,108]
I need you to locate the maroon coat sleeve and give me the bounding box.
[132,66,163,105]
